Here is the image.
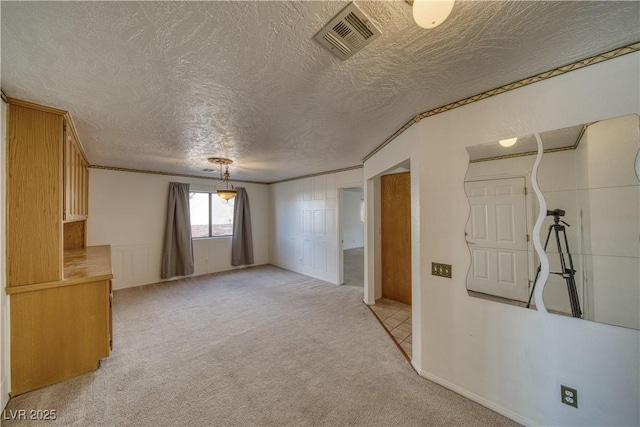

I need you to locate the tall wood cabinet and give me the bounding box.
[5,98,112,396]
[64,127,89,222]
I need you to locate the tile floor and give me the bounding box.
[341,249,412,359]
[369,298,412,359]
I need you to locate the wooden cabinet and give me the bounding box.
[64,127,88,222]
[5,98,111,396]
[6,98,89,287]
[6,102,64,287]
[8,247,113,396]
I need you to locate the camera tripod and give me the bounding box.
[526,209,582,318]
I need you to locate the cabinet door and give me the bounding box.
[64,124,88,222]
[7,104,63,286]
[11,280,110,395]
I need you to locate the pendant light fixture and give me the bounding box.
[407,0,455,29]
[208,157,237,201]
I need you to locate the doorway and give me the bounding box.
[367,168,413,359]
[342,187,364,287]
[381,171,412,304]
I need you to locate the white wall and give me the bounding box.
[88,169,270,289]
[342,188,364,250]
[573,114,640,329]
[0,99,10,409]
[269,169,362,284]
[364,53,640,426]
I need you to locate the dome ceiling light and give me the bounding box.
[407,0,455,29]
[499,137,518,147]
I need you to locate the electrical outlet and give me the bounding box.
[431,262,452,278]
[561,385,578,408]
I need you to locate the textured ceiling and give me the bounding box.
[2,1,639,182]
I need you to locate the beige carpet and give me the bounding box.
[4,265,518,426]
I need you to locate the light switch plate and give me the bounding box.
[432,262,452,278]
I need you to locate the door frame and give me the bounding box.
[336,181,365,287]
[337,186,365,286]
[364,155,421,366]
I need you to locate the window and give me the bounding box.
[189,191,234,238]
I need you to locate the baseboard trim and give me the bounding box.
[269,261,338,285]
[417,369,537,427]
[112,263,270,290]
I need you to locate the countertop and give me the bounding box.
[6,245,113,295]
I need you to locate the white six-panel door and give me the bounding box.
[465,177,529,301]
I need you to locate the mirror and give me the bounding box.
[464,114,640,330]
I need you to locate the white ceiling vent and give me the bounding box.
[314,2,381,60]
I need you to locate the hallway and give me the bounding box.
[343,247,364,287]
[369,299,412,359]
[343,247,411,358]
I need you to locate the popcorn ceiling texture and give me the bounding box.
[2,1,639,182]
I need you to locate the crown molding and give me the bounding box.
[88,165,268,185]
[269,165,364,184]
[364,41,640,163]
[90,164,364,185]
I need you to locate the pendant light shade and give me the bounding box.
[208,157,237,201]
[412,0,455,29]
[216,188,237,201]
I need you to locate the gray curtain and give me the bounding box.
[231,187,254,266]
[161,182,194,279]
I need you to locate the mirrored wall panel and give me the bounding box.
[464,114,640,330]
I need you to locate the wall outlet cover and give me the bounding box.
[561,385,578,408]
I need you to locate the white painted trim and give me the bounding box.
[418,369,538,427]
[337,184,365,287]
[337,188,344,285]
[0,295,8,409]
[1,93,11,409]
[269,261,339,285]
[410,355,422,374]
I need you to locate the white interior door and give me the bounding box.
[465,177,529,301]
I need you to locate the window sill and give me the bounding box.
[192,235,233,240]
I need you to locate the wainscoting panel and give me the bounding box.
[325,209,336,236]
[111,244,158,289]
[314,175,326,200]
[303,178,313,201]
[326,174,338,199]
[270,169,362,284]
[295,240,303,265]
[313,210,325,235]
[313,243,327,271]
[303,241,313,268]
[303,210,312,234]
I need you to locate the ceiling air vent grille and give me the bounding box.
[314,2,381,60]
